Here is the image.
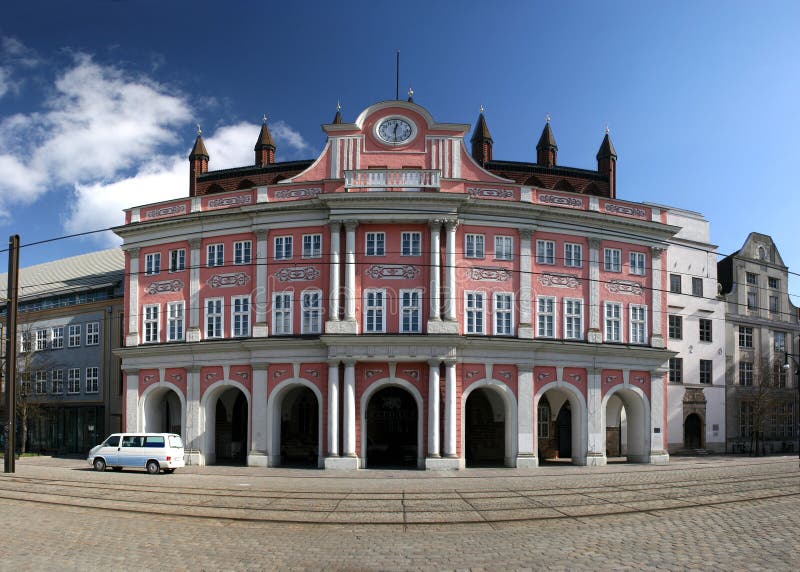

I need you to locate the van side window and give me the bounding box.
[105,435,120,447]
[145,436,165,448]
[168,435,184,448]
[122,436,144,447]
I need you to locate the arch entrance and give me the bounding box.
[365,386,418,468]
[279,386,319,467]
[465,388,505,467]
[142,387,182,435]
[604,387,649,463]
[684,413,703,449]
[536,385,586,465]
[212,388,248,465]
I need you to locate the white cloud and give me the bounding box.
[205,122,257,170]
[0,67,9,98]
[271,120,312,154]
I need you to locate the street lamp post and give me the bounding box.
[782,352,800,460]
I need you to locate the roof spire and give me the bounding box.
[546,113,550,124]
[407,85,414,103]
[536,117,557,167]
[254,114,276,166]
[470,106,493,165]
[332,100,343,124]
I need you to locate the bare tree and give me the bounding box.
[746,357,783,456]
[15,324,49,454]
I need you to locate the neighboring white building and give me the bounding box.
[659,207,726,452]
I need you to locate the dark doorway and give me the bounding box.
[366,386,418,468]
[280,386,319,467]
[556,403,572,459]
[684,413,703,449]
[465,388,505,467]
[214,389,247,465]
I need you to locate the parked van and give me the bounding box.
[88,433,185,474]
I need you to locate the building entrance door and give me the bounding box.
[556,404,572,459]
[366,386,417,468]
[465,388,504,467]
[279,386,318,467]
[684,413,703,449]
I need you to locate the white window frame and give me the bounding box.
[302,234,322,258]
[604,302,622,342]
[493,292,514,336]
[629,252,646,276]
[205,298,223,339]
[363,289,386,333]
[400,289,422,333]
[232,295,251,337]
[234,240,252,265]
[144,252,161,276]
[51,326,64,350]
[167,301,185,342]
[465,234,485,259]
[34,371,47,394]
[494,236,513,261]
[169,248,186,272]
[604,248,622,272]
[629,304,648,345]
[564,243,582,268]
[274,236,293,260]
[401,232,421,257]
[67,368,81,394]
[51,369,64,394]
[365,232,385,256]
[465,291,486,335]
[143,304,160,344]
[35,329,48,351]
[301,290,322,335]
[86,322,100,346]
[272,292,293,335]
[536,240,555,265]
[537,296,555,338]
[537,403,550,439]
[563,298,583,340]
[86,367,99,394]
[207,243,224,267]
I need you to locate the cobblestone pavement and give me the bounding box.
[0,455,798,570]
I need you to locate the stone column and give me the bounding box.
[444,221,458,322]
[328,221,341,321]
[516,365,537,467]
[649,370,670,464]
[125,248,140,347]
[184,366,202,466]
[587,238,602,343]
[248,363,269,466]
[327,360,340,457]
[186,239,202,342]
[342,360,358,459]
[443,359,457,457]
[585,368,606,466]
[338,221,359,334]
[124,369,139,431]
[429,220,442,323]
[650,247,665,348]
[253,231,269,337]
[518,230,533,339]
[427,360,441,458]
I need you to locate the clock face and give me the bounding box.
[377,117,414,144]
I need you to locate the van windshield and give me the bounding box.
[168,435,184,448]
[103,435,120,447]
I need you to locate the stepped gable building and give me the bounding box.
[115,99,678,469]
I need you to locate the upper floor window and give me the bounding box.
[768,277,779,290]
[143,305,159,344]
[274,236,293,260]
[401,232,421,257]
[536,240,555,265]
[51,369,64,394]
[234,241,252,265]
[400,289,422,334]
[169,248,185,272]
[207,244,224,267]
[465,292,485,335]
[494,293,513,336]
[669,273,682,294]
[739,325,753,348]
[669,357,683,383]
[145,253,161,276]
[51,326,64,349]
[692,277,703,297]
[604,302,622,342]
[537,296,555,338]
[303,234,322,258]
[364,289,386,333]
[35,329,48,351]
[630,304,647,344]
[205,298,223,339]
[86,367,99,394]
[774,331,786,353]
[564,243,582,267]
[739,361,753,386]
[301,290,322,334]
[747,290,758,311]
[668,315,682,340]
[232,296,250,337]
[494,236,513,261]
[699,318,712,343]
[564,298,583,340]
[603,248,621,272]
[746,272,759,286]
[67,368,80,394]
[465,234,484,259]
[167,301,184,342]
[629,252,646,275]
[699,359,713,384]
[68,324,81,348]
[366,232,385,256]
[273,292,292,335]
[34,371,47,394]
[86,322,100,346]
[769,295,779,315]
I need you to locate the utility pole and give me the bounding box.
[4,234,19,473]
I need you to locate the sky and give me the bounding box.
[1,0,799,298]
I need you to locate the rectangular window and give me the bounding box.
[699,319,712,343]
[537,296,555,338]
[143,304,159,343]
[364,289,386,333]
[669,357,683,383]
[145,252,161,276]
[604,302,622,342]
[769,295,779,315]
[35,329,48,351]
[669,273,682,294]
[207,243,224,267]
[274,236,293,260]
[739,401,754,437]
[739,361,753,386]
[494,236,513,261]
[604,248,621,272]
[739,326,753,348]
[169,248,185,272]
[668,315,683,340]
[746,272,759,286]
[536,240,555,265]
[272,292,293,335]
[86,367,99,393]
[51,326,64,349]
[400,289,422,333]
[692,277,703,297]
[34,371,47,394]
[465,292,485,335]
[234,240,252,265]
[630,304,647,344]
[67,368,80,394]
[167,301,184,342]
[774,331,786,353]
[564,299,583,340]
[465,234,485,259]
[774,363,787,388]
[86,322,100,345]
[768,277,779,289]
[699,359,713,384]
[302,234,322,258]
[51,369,64,394]
[564,243,582,267]
[365,232,385,256]
[205,298,223,339]
[301,291,322,334]
[19,333,31,354]
[232,296,251,337]
[629,252,646,275]
[747,290,758,311]
[494,293,513,336]
[401,232,421,257]
[537,404,550,439]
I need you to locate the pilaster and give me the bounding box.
[516,365,537,467]
[518,229,533,339]
[325,221,342,333]
[184,365,202,465]
[587,238,602,343]
[125,248,140,347]
[649,370,670,464]
[253,231,269,338]
[124,369,139,432]
[426,220,442,331]
[186,239,202,342]
[328,359,359,470]
[248,363,269,466]
[585,368,606,466]
[650,247,665,349]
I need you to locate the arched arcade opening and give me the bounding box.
[203,385,249,466]
[603,386,649,463]
[365,385,419,469]
[279,386,319,467]
[142,386,183,435]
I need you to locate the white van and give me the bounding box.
[88,433,185,474]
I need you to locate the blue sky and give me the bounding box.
[1,1,799,298]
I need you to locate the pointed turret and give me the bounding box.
[254,115,276,167]
[596,128,617,198]
[407,86,414,103]
[332,101,342,124]
[189,125,209,196]
[536,116,557,167]
[470,106,493,165]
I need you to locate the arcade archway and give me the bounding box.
[142,385,183,435]
[464,387,507,467]
[365,386,418,468]
[279,386,319,467]
[603,386,649,463]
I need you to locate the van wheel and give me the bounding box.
[146,460,160,475]
[93,458,106,472]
